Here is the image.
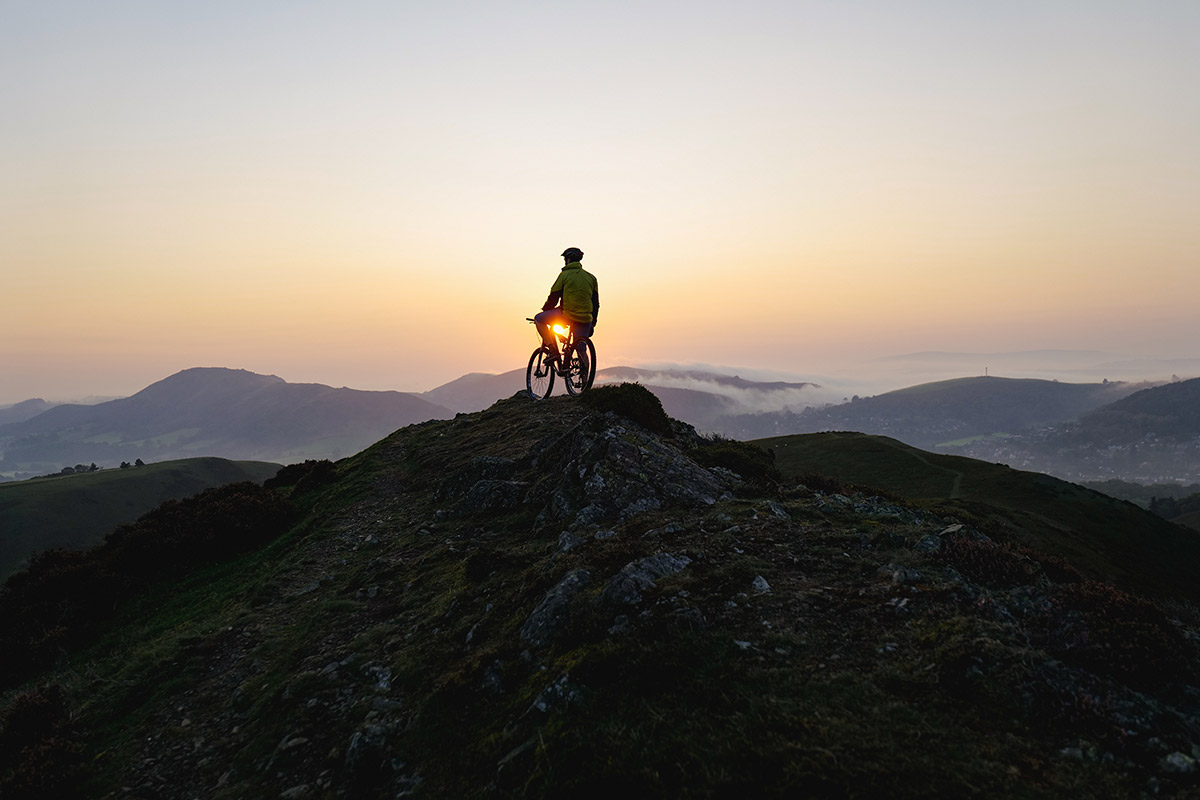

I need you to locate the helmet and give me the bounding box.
[561,247,584,261]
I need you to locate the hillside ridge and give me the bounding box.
[6,385,1200,798]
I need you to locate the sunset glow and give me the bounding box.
[3,1,1198,403]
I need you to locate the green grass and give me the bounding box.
[0,457,281,578]
[754,431,1200,602]
[7,397,1199,799]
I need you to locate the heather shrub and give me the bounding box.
[792,472,854,496]
[935,536,1039,588]
[692,436,780,484]
[579,383,672,435]
[1037,581,1195,688]
[0,684,84,800]
[265,459,338,492]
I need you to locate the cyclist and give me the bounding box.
[535,247,599,365]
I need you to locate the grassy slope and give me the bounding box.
[0,457,280,577]
[754,431,1200,601]
[1175,511,1200,532]
[10,394,1200,798]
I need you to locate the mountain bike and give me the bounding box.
[525,318,597,399]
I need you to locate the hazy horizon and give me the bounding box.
[4,2,1198,406]
[4,349,1198,410]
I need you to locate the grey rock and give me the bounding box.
[520,570,592,648]
[529,673,584,715]
[1161,752,1197,774]
[751,575,771,594]
[880,563,923,585]
[345,724,392,775]
[913,535,941,553]
[460,479,522,513]
[558,531,584,551]
[601,553,692,606]
[529,417,732,528]
[435,456,518,501]
[766,501,791,519]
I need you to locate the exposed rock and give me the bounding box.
[529,417,731,528]
[880,563,924,585]
[913,535,942,553]
[529,674,584,715]
[459,479,522,513]
[1161,752,1197,774]
[435,456,518,501]
[600,553,692,606]
[520,570,592,648]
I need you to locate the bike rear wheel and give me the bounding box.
[564,339,597,396]
[526,347,555,399]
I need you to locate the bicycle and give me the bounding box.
[525,318,597,399]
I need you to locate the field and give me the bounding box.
[0,457,280,578]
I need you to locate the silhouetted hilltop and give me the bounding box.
[0,399,56,426]
[6,385,1200,798]
[0,368,452,473]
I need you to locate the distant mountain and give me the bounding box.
[945,378,1200,484]
[1061,377,1200,444]
[419,368,529,412]
[0,398,57,426]
[713,376,1141,445]
[0,456,281,578]
[0,368,452,474]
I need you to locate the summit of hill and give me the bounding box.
[6,384,1200,798]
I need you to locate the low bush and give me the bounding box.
[692,436,780,484]
[1036,580,1195,688]
[265,459,338,493]
[580,383,672,435]
[935,536,1039,588]
[0,684,84,800]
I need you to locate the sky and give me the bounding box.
[3,0,1199,404]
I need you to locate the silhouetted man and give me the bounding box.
[535,247,599,362]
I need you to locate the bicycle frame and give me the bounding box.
[525,317,596,398]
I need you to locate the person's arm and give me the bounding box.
[543,273,565,311]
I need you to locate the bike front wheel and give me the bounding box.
[564,339,597,396]
[527,347,555,399]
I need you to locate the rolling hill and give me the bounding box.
[1059,376,1200,444]
[943,377,1200,484]
[0,399,57,426]
[0,457,281,578]
[754,430,1200,600]
[718,376,1142,445]
[0,368,452,475]
[6,386,1200,798]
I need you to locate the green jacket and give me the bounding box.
[543,262,600,325]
